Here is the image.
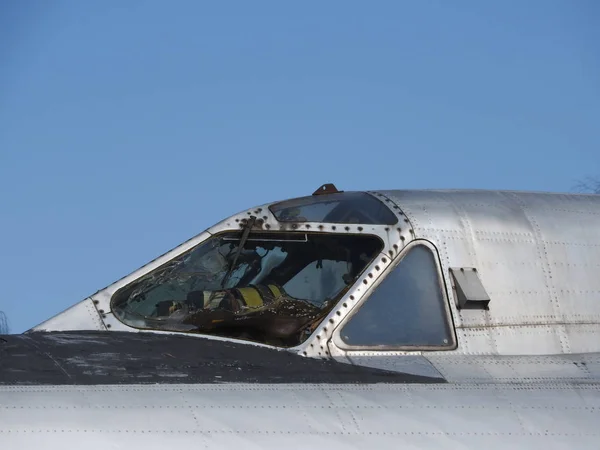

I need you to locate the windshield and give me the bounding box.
[111,231,383,347]
[269,192,398,224]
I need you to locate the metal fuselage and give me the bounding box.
[1,188,599,449]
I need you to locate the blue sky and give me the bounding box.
[1,1,598,333]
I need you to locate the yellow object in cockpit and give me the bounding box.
[237,284,283,308]
[202,284,285,311]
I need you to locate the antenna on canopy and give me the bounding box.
[312,183,343,196]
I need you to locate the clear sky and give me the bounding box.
[1,1,598,333]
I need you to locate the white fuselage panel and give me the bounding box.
[0,382,598,449]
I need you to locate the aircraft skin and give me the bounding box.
[1,186,599,449]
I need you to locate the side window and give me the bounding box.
[340,245,453,348]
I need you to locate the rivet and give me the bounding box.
[368,273,373,278]
[393,244,398,250]
[318,225,324,230]
[345,226,350,231]
[106,324,112,328]
[404,218,409,223]
[472,268,477,272]
[93,300,99,305]
[375,265,380,271]
[257,208,262,212]
[397,228,402,233]
[235,219,240,222]
[385,227,390,231]
[336,311,341,316]
[363,279,368,284]
[350,295,355,300]
[316,335,321,339]
[358,227,363,231]
[388,250,393,256]
[382,257,387,263]
[400,236,405,241]
[265,224,271,229]
[323,327,328,332]
[98,309,104,314]
[305,224,311,229]
[329,318,334,324]
[247,212,252,215]
[343,303,348,308]
[332,226,336,230]
[303,351,307,356]
[262,216,268,220]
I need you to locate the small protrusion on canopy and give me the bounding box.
[449,267,491,310]
[312,183,343,196]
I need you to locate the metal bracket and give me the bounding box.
[312,183,343,196]
[449,267,491,310]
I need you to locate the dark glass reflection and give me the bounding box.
[270,192,398,225]
[341,246,452,348]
